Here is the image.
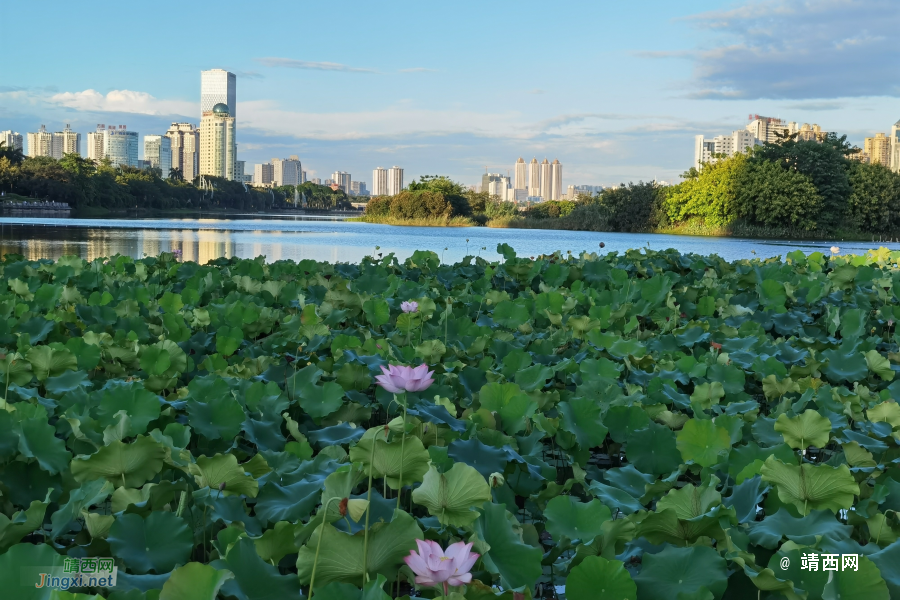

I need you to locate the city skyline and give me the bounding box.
[2,1,898,187]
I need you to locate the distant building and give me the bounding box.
[143,135,172,177]
[350,181,368,196]
[540,159,551,201]
[387,166,403,195]
[27,125,54,158]
[104,126,138,168]
[891,120,900,174]
[331,171,351,194]
[235,160,246,182]
[482,173,503,196]
[487,175,509,200]
[199,103,236,180]
[311,177,322,185]
[166,123,200,181]
[87,127,105,163]
[274,156,303,186]
[529,158,540,196]
[1,131,23,153]
[514,157,527,191]
[201,69,236,118]
[693,130,760,169]
[864,133,891,167]
[56,124,80,157]
[372,167,388,195]
[254,163,274,186]
[550,159,562,200]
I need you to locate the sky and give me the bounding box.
[2,0,898,188]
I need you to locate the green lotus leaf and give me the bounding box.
[870,541,900,598]
[636,483,731,545]
[255,478,321,525]
[336,362,372,391]
[821,345,868,383]
[558,395,608,449]
[514,364,554,392]
[690,382,724,410]
[70,436,167,488]
[188,453,259,497]
[570,518,636,566]
[298,381,346,420]
[604,405,650,444]
[362,297,390,327]
[44,370,92,396]
[588,481,645,515]
[26,344,77,381]
[492,300,530,329]
[314,574,393,600]
[215,325,243,356]
[108,511,193,574]
[868,400,900,428]
[478,382,537,435]
[866,349,894,381]
[0,495,49,552]
[0,353,34,386]
[760,456,859,515]
[543,495,611,542]
[723,475,767,524]
[626,422,680,476]
[187,388,245,441]
[159,563,234,600]
[821,554,890,600]
[633,545,728,600]
[140,346,171,376]
[295,509,422,586]
[217,537,302,600]
[412,463,491,527]
[348,429,431,489]
[676,418,731,467]
[0,541,65,600]
[566,556,637,600]
[447,437,509,479]
[17,417,71,474]
[50,478,114,539]
[747,507,852,548]
[95,380,162,437]
[774,409,832,449]
[469,501,543,591]
[252,521,298,564]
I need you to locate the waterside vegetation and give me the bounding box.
[1,244,900,598]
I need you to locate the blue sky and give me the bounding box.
[2,0,898,188]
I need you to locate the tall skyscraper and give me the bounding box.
[200,69,236,118]
[104,126,139,168]
[550,159,562,200]
[864,133,891,167]
[57,125,80,157]
[514,157,527,191]
[331,171,351,193]
[143,135,172,177]
[27,126,54,158]
[254,163,274,186]
[540,159,551,200]
[1,131,23,153]
[482,173,502,194]
[387,166,404,195]
[166,123,200,181]
[274,156,303,186]
[87,126,106,163]
[200,104,236,180]
[529,158,540,196]
[891,120,900,174]
[372,167,388,195]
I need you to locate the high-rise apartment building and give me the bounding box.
[254,163,274,186]
[387,166,403,195]
[540,159,551,201]
[529,158,540,196]
[864,133,891,167]
[550,159,562,200]
[694,130,760,169]
[1,131,23,153]
[143,135,172,177]
[514,157,527,191]
[745,115,827,144]
[372,167,388,195]
[482,173,503,195]
[200,104,236,180]
[165,123,200,181]
[87,127,105,162]
[55,125,80,157]
[274,156,303,186]
[330,171,351,194]
[311,178,322,185]
[104,126,139,168]
[27,126,54,158]
[350,181,368,196]
[200,69,236,118]
[891,120,900,174]
[487,176,510,200]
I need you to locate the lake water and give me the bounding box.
[0,214,894,264]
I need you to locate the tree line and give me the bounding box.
[0,145,352,212]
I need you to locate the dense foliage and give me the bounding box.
[365,176,516,224]
[0,149,350,212]
[2,245,900,599]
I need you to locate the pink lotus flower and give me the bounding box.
[401,301,419,313]
[831,246,840,254]
[375,364,434,393]
[404,540,479,594]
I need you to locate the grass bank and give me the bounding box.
[349,214,475,227]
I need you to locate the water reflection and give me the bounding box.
[0,217,895,264]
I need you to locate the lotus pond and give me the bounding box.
[1,244,900,600]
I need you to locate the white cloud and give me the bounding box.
[48,89,196,116]
[254,58,377,73]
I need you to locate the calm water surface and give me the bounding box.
[0,214,895,263]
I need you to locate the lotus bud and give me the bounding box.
[489,473,505,488]
[347,499,369,522]
[338,497,349,517]
[387,415,406,433]
[218,482,226,491]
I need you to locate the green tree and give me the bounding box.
[733,159,822,230]
[847,161,900,233]
[664,154,745,228]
